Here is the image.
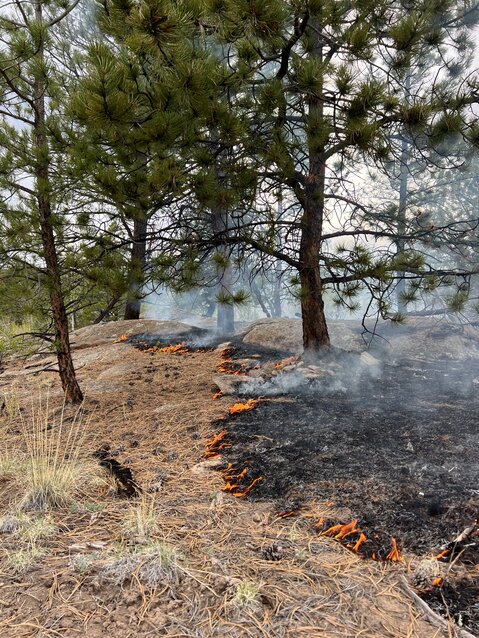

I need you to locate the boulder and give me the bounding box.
[212,374,251,395]
[240,318,364,354]
[241,318,303,353]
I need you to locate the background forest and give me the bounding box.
[0,0,479,399]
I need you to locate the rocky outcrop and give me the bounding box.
[70,320,206,350]
[239,318,364,354]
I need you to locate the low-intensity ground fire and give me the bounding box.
[229,399,259,415]
[221,463,264,498]
[204,430,231,459]
[316,518,404,563]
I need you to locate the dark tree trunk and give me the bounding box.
[212,208,234,334]
[396,73,412,315]
[396,130,409,315]
[34,1,83,404]
[272,194,283,317]
[251,279,271,318]
[298,19,330,356]
[299,172,330,357]
[124,216,148,320]
[216,261,235,333]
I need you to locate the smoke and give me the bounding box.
[235,350,383,397]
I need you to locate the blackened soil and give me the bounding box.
[421,581,479,634]
[223,357,479,557]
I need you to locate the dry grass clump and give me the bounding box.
[4,513,55,571]
[7,545,45,570]
[1,387,21,421]
[20,398,90,510]
[121,494,159,542]
[70,552,103,574]
[0,514,21,533]
[0,451,22,479]
[230,579,262,611]
[17,514,56,543]
[101,541,183,588]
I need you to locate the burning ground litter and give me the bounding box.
[213,353,479,634]
[0,322,477,637]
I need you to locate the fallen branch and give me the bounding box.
[399,576,477,638]
[437,520,479,561]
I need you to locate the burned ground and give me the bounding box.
[0,321,477,637]
[217,353,479,634]
[221,356,479,555]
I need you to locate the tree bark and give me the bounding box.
[396,73,412,315]
[272,193,283,318]
[298,17,330,356]
[216,263,235,333]
[33,1,83,403]
[212,207,234,334]
[124,216,148,320]
[299,169,330,356]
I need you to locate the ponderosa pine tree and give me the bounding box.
[0,0,84,402]
[198,0,479,356]
[70,0,231,322]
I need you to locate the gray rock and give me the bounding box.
[212,374,251,395]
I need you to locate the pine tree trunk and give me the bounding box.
[396,130,409,315]
[299,17,330,356]
[34,1,83,404]
[396,73,411,316]
[272,194,283,317]
[212,208,234,334]
[124,216,148,320]
[299,171,330,357]
[217,264,235,334]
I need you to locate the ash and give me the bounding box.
[223,353,479,556]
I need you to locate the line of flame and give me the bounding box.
[319,519,404,562]
[229,399,259,415]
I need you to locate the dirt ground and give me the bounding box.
[0,333,472,637]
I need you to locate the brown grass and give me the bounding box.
[0,343,453,637]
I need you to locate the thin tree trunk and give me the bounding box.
[396,133,409,314]
[251,279,271,318]
[213,208,234,334]
[93,293,122,324]
[34,1,83,404]
[299,169,330,356]
[299,17,330,356]
[396,73,411,315]
[272,193,283,318]
[124,216,148,320]
[217,263,235,333]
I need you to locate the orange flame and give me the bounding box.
[217,360,247,375]
[431,577,443,587]
[159,343,188,354]
[220,465,263,498]
[229,399,258,415]
[435,548,451,560]
[231,476,263,498]
[113,334,128,344]
[385,537,404,563]
[212,391,222,400]
[274,356,298,370]
[352,532,367,553]
[322,519,359,540]
[204,430,231,459]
